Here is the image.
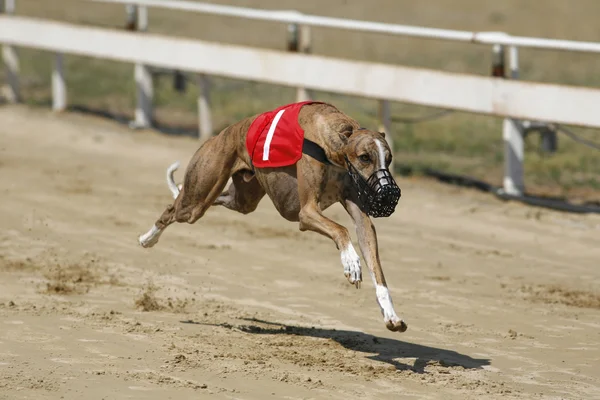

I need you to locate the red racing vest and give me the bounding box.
[246,101,322,168]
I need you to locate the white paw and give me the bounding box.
[376,285,407,332]
[139,225,162,248]
[341,244,362,287]
[139,235,158,248]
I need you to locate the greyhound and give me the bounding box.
[138,102,406,332]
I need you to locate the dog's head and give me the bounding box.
[316,114,392,173]
[338,127,392,175]
[336,127,400,217]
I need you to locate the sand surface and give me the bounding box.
[1,106,599,399]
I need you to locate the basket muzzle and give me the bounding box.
[345,158,401,218]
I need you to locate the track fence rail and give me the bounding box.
[1,0,600,196]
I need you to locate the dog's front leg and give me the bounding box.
[298,204,362,287]
[297,167,362,287]
[344,199,407,332]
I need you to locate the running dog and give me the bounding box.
[138,101,406,332]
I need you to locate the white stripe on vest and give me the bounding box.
[262,109,286,161]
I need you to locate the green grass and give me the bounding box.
[2,0,600,201]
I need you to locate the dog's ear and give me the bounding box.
[337,122,359,144]
[338,128,353,144]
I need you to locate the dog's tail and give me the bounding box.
[166,161,183,199]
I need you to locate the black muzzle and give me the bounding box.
[346,158,401,218]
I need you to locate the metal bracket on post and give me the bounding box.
[522,121,559,154]
[128,5,153,129]
[539,127,558,154]
[499,45,525,196]
[510,45,558,155]
[173,70,186,93]
[52,53,67,112]
[1,0,20,103]
[197,74,213,143]
[288,22,312,102]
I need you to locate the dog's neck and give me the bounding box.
[302,138,333,166]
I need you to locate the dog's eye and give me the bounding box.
[358,154,371,163]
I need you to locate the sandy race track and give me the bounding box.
[1,106,599,399]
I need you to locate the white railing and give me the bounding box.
[93,0,600,53]
[1,1,599,197]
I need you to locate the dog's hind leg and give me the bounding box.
[343,199,407,333]
[213,170,265,214]
[139,134,236,248]
[166,163,263,214]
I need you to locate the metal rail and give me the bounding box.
[92,0,600,53]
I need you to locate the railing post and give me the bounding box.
[500,45,525,196]
[125,4,137,30]
[508,45,519,80]
[297,25,312,102]
[378,100,393,160]
[196,74,213,143]
[288,23,312,102]
[1,0,20,103]
[491,44,505,78]
[129,5,153,129]
[52,53,66,111]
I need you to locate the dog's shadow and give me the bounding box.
[182,317,490,373]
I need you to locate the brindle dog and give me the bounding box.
[138,103,407,332]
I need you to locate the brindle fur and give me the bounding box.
[141,103,406,332]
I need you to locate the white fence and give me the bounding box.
[1,0,600,196]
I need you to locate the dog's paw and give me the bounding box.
[385,318,408,332]
[139,225,162,248]
[375,285,407,332]
[341,244,362,288]
[138,234,158,248]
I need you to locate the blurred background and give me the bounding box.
[4,0,600,201]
